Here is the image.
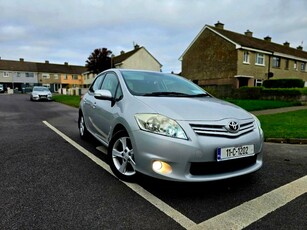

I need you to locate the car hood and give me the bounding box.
[135,96,252,121]
[33,91,50,95]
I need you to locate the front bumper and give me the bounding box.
[32,94,52,101]
[131,128,263,182]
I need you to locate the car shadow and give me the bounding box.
[135,171,259,198]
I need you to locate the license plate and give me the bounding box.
[217,145,254,161]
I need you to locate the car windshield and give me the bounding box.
[121,70,210,97]
[33,87,49,92]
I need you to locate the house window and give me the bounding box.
[294,61,297,70]
[72,75,78,80]
[285,59,289,70]
[301,63,306,72]
[63,74,68,80]
[254,79,263,87]
[243,51,250,63]
[26,73,34,78]
[43,73,50,79]
[272,57,280,68]
[3,72,9,77]
[54,74,59,79]
[255,53,265,66]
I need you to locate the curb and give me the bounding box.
[265,138,307,145]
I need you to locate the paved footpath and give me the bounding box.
[251,105,307,116]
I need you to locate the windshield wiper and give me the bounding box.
[142,92,189,97]
[186,93,211,98]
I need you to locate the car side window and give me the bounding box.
[89,74,105,93]
[101,72,122,99]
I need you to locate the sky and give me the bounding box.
[1,0,307,73]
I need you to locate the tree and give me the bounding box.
[86,48,112,74]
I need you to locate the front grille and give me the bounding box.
[190,120,254,138]
[190,155,257,175]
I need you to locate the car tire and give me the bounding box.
[108,130,137,182]
[79,112,90,140]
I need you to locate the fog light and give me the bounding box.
[152,161,172,174]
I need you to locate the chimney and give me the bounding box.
[64,62,68,65]
[297,45,303,51]
[214,21,224,29]
[134,44,140,49]
[245,30,253,37]
[120,50,125,55]
[45,60,49,64]
[283,41,290,47]
[20,58,24,62]
[264,36,272,42]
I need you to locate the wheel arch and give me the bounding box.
[111,124,128,139]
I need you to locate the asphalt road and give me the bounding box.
[0,94,306,230]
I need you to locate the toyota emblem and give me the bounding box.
[228,121,240,132]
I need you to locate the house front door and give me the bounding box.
[238,77,249,88]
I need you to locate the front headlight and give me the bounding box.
[135,114,188,140]
[250,113,261,128]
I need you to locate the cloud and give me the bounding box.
[1,0,307,73]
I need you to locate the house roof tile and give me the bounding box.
[208,25,307,59]
[0,59,86,74]
[112,46,162,67]
[112,47,141,66]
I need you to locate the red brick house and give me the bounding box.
[180,22,307,88]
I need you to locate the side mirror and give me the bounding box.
[94,89,113,100]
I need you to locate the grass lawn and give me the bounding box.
[52,95,307,139]
[53,95,302,111]
[226,99,301,111]
[227,99,307,139]
[257,109,307,139]
[53,94,81,108]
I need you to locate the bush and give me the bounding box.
[263,79,304,88]
[203,84,234,98]
[229,87,304,102]
[298,88,307,95]
[235,87,263,99]
[262,88,302,101]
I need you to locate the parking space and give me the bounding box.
[1,94,306,229]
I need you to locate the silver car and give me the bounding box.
[30,86,53,101]
[79,69,264,182]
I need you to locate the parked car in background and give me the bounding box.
[0,84,4,93]
[30,86,53,101]
[79,69,264,182]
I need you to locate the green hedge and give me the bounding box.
[263,79,304,88]
[232,87,307,101]
[234,87,263,99]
